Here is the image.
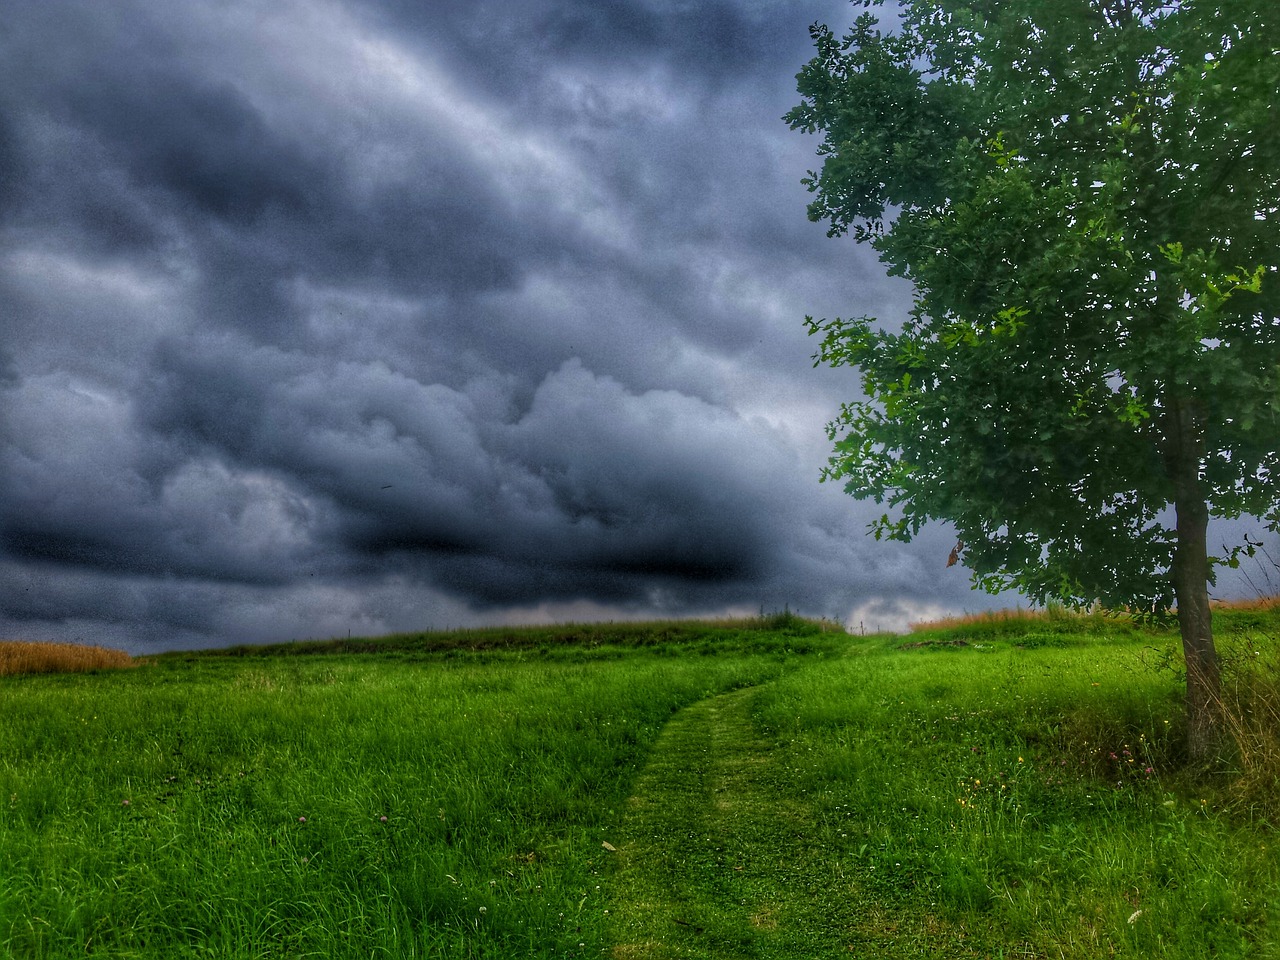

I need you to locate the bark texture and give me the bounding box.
[1163,397,1224,762]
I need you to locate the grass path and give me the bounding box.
[605,685,801,958]
[603,684,1005,959]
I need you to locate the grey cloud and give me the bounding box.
[0,372,322,586]
[365,0,784,91]
[134,340,801,601]
[0,0,1101,650]
[64,71,322,226]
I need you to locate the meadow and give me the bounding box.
[0,609,1277,958]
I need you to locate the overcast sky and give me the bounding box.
[2,0,1272,652]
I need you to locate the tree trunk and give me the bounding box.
[1172,490,1224,762]
[1163,397,1224,762]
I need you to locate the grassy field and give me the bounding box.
[0,609,1277,958]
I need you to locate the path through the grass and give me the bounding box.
[603,685,843,958]
[603,685,996,959]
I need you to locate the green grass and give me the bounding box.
[1,611,1278,958]
[740,611,1280,958]
[0,620,833,959]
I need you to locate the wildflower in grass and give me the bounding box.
[298,816,307,823]
[121,799,130,807]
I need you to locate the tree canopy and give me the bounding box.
[788,0,1279,757]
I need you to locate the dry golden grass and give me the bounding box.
[914,596,1280,633]
[908,606,1055,633]
[0,640,135,677]
[1211,595,1280,612]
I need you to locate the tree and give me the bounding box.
[787,0,1280,760]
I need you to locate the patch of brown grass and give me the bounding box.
[1211,594,1280,613]
[913,595,1280,633]
[0,640,136,677]
[908,607,1051,633]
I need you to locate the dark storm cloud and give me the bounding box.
[2,0,1124,650]
[66,73,320,226]
[364,0,779,88]
[132,337,820,605]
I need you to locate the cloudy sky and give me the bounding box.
[1,0,1270,652]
